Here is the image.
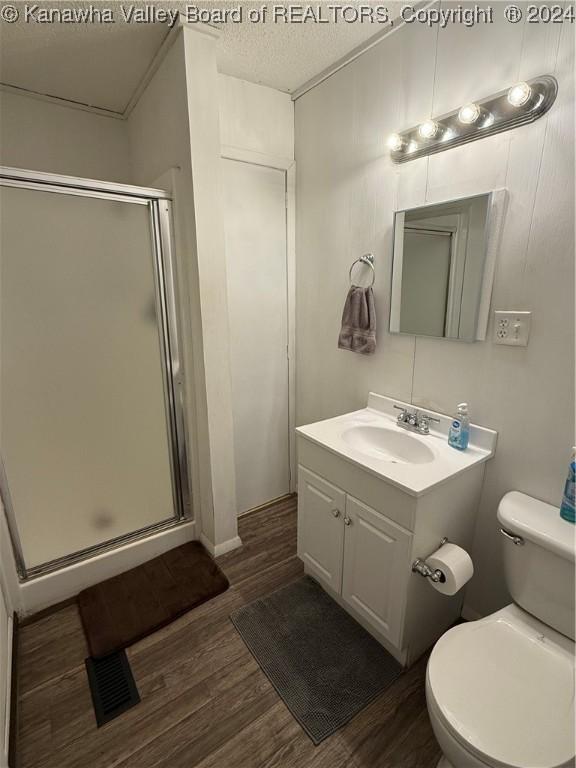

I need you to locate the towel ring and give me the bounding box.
[349,253,375,288]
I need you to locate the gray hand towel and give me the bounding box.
[338,286,376,355]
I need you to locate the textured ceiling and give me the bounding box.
[197,1,406,93]
[0,1,405,113]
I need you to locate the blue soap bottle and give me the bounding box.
[448,403,470,451]
[560,448,576,524]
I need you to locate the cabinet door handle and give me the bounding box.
[344,516,352,526]
[331,508,340,518]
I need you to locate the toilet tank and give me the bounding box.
[497,492,575,640]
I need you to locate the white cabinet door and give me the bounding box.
[297,467,345,593]
[342,495,411,647]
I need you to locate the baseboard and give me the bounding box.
[19,597,77,628]
[238,493,297,518]
[200,534,243,558]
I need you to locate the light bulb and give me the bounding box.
[418,120,439,139]
[458,102,481,125]
[387,133,404,151]
[508,82,532,107]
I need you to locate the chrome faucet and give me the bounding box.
[394,405,440,435]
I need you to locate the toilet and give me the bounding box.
[426,491,575,768]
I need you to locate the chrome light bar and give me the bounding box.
[388,75,558,164]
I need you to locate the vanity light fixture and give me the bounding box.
[387,133,404,151]
[508,81,532,107]
[388,74,557,163]
[482,112,496,128]
[418,120,440,139]
[457,103,481,125]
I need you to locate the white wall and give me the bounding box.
[181,26,239,552]
[295,4,574,618]
[128,30,210,543]
[0,90,131,182]
[218,74,294,162]
[0,500,19,614]
[128,26,240,554]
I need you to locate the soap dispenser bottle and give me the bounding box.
[448,403,470,451]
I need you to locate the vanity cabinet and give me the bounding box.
[296,394,496,665]
[297,466,411,650]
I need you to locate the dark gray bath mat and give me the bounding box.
[230,576,403,744]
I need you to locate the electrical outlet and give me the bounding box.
[493,311,531,346]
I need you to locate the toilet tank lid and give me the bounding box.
[497,491,575,562]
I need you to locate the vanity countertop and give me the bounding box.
[296,393,497,497]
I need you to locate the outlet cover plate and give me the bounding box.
[494,310,531,346]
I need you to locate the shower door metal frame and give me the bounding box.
[0,166,192,580]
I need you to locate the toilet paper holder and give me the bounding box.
[411,537,448,583]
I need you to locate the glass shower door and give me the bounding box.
[0,179,187,575]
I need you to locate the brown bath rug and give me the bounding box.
[78,541,229,658]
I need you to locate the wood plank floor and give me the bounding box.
[15,497,441,768]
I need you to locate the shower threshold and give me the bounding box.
[22,517,189,581]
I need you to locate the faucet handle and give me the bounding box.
[393,404,409,422]
[394,404,440,435]
[416,412,440,434]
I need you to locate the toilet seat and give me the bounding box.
[426,605,575,768]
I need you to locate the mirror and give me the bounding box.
[390,191,504,341]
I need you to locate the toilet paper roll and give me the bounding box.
[426,543,474,595]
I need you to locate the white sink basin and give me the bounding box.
[296,393,497,496]
[342,425,435,465]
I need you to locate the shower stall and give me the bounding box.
[0,167,192,581]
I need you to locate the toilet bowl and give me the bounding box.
[426,604,575,768]
[426,492,576,768]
